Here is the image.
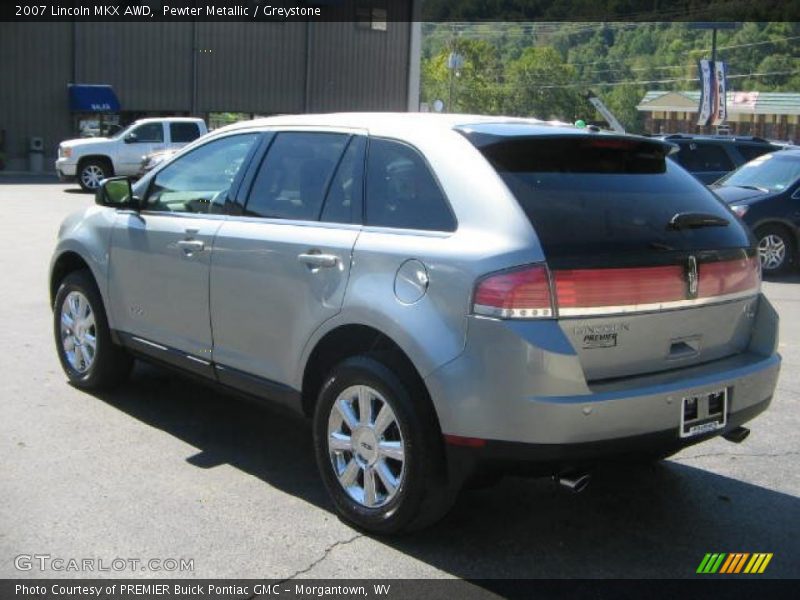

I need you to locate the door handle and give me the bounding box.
[177,240,205,254]
[297,252,339,268]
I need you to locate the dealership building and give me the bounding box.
[0,4,421,171]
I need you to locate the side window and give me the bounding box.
[675,143,734,173]
[365,138,455,231]
[130,123,164,143]
[146,133,259,214]
[170,122,201,144]
[245,132,349,221]
[320,136,366,224]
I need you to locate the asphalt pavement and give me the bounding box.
[1,181,798,586]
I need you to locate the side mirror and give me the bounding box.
[124,133,137,144]
[96,176,138,210]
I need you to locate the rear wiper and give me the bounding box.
[667,212,730,230]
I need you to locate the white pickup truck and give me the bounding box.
[56,117,208,191]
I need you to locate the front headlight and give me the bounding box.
[59,146,72,159]
[731,205,749,218]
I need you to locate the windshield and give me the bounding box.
[717,152,800,192]
[110,124,135,140]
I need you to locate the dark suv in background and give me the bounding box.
[661,134,782,184]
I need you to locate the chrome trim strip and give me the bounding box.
[558,288,759,318]
[185,355,211,366]
[131,336,168,351]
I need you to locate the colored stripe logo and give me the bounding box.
[697,553,773,574]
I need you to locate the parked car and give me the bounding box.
[137,148,178,177]
[56,117,207,192]
[659,134,782,184]
[50,114,780,533]
[712,149,800,274]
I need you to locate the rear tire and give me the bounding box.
[53,270,133,390]
[313,355,457,534]
[755,224,796,275]
[78,159,111,192]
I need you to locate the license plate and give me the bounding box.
[680,388,728,438]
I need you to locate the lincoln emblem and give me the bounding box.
[687,256,699,298]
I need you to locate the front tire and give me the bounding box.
[53,270,132,390]
[756,224,796,275]
[78,159,111,192]
[313,355,456,534]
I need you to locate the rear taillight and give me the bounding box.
[555,265,686,310]
[473,264,553,319]
[473,256,759,320]
[698,256,760,298]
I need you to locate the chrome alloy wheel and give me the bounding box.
[327,385,405,508]
[758,234,787,271]
[60,291,97,373]
[80,165,105,190]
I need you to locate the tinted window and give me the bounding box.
[476,136,750,268]
[320,136,366,224]
[131,123,164,143]
[674,142,734,172]
[245,132,349,221]
[170,122,201,143]
[737,144,774,162]
[146,133,259,213]
[365,138,455,231]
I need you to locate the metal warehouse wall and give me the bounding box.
[76,23,194,111]
[0,23,74,170]
[0,2,416,170]
[307,18,412,112]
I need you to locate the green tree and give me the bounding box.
[421,38,503,114]
[503,46,583,120]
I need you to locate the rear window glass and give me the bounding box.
[673,142,734,173]
[474,136,751,268]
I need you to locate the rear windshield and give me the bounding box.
[473,136,751,268]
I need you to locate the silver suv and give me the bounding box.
[50,114,781,533]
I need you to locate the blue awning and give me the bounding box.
[68,84,121,113]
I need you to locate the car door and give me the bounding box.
[108,132,262,376]
[210,130,365,399]
[117,122,168,175]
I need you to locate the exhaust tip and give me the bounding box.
[556,471,592,494]
[723,426,750,444]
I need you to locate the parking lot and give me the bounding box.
[1,179,798,583]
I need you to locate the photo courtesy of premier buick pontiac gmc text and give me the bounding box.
[49,113,781,534]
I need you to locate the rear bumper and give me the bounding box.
[425,294,780,450]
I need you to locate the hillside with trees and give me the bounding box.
[421,22,800,133]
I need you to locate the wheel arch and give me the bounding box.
[50,250,101,308]
[77,154,115,175]
[300,324,440,431]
